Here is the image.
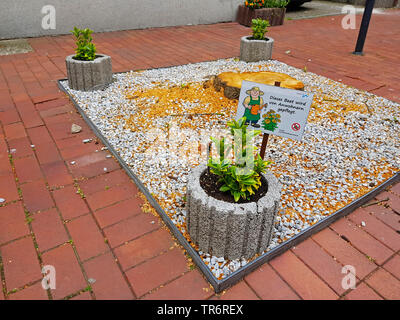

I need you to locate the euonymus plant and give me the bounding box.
[251,18,270,40]
[207,117,270,202]
[71,27,97,61]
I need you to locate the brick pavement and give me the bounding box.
[0,10,399,300]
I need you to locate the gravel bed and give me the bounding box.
[60,58,400,280]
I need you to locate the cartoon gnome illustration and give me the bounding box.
[242,86,267,128]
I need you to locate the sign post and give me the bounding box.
[259,81,281,159]
[235,80,314,159]
[353,0,376,55]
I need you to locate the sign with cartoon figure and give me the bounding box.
[236,80,314,141]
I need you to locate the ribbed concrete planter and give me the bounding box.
[240,36,274,62]
[66,54,112,91]
[236,5,286,27]
[186,164,281,260]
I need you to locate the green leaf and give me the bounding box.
[219,185,231,192]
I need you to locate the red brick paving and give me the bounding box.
[125,247,189,298]
[0,10,400,300]
[1,237,42,291]
[7,281,49,300]
[344,282,383,300]
[31,208,69,252]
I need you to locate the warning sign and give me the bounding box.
[235,80,314,141]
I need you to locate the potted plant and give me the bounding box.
[240,18,274,62]
[66,27,112,91]
[237,0,289,27]
[186,117,281,260]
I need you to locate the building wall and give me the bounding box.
[0,0,243,40]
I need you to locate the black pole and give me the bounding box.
[353,0,376,55]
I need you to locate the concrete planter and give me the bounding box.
[186,164,281,260]
[236,5,286,27]
[66,54,112,91]
[240,36,274,62]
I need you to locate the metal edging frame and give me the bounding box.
[58,78,400,294]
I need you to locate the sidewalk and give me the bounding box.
[0,10,399,300]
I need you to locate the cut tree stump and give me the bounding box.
[211,71,304,100]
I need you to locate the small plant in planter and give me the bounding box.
[250,18,270,40]
[207,117,270,202]
[185,117,282,260]
[238,0,289,27]
[66,27,112,91]
[71,27,97,61]
[240,18,274,62]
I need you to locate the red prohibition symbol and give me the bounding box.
[291,123,301,131]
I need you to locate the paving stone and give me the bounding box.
[245,263,300,300]
[0,202,30,244]
[383,254,400,280]
[4,122,26,140]
[270,250,338,300]
[375,191,400,214]
[344,282,383,300]
[142,270,213,300]
[348,208,400,251]
[292,238,347,295]
[69,158,121,179]
[219,281,259,300]
[125,247,189,298]
[84,252,134,300]
[42,243,87,300]
[31,208,69,252]
[26,126,52,146]
[20,180,54,213]
[34,141,62,165]
[312,228,377,280]
[8,281,49,300]
[66,214,109,261]
[7,137,35,158]
[1,237,42,291]
[13,156,43,183]
[41,160,74,189]
[330,218,394,265]
[366,204,400,232]
[70,291,92,300]
[85,182,139,212]
[78,169,131,196]
[114,228,175,270]
[104,213,161,248]
[366,268,400,300]
[0,173,19,202]
[52,185,89,220]
[93,197,143,229]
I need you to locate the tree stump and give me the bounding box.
[211,71,304,100]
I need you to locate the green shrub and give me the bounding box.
[251,18,270,40]
[264,0,290,8]
[245,0,290,8]
[71,27,97,61]
[207,117,270,202]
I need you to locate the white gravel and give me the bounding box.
[60,58,400,280]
